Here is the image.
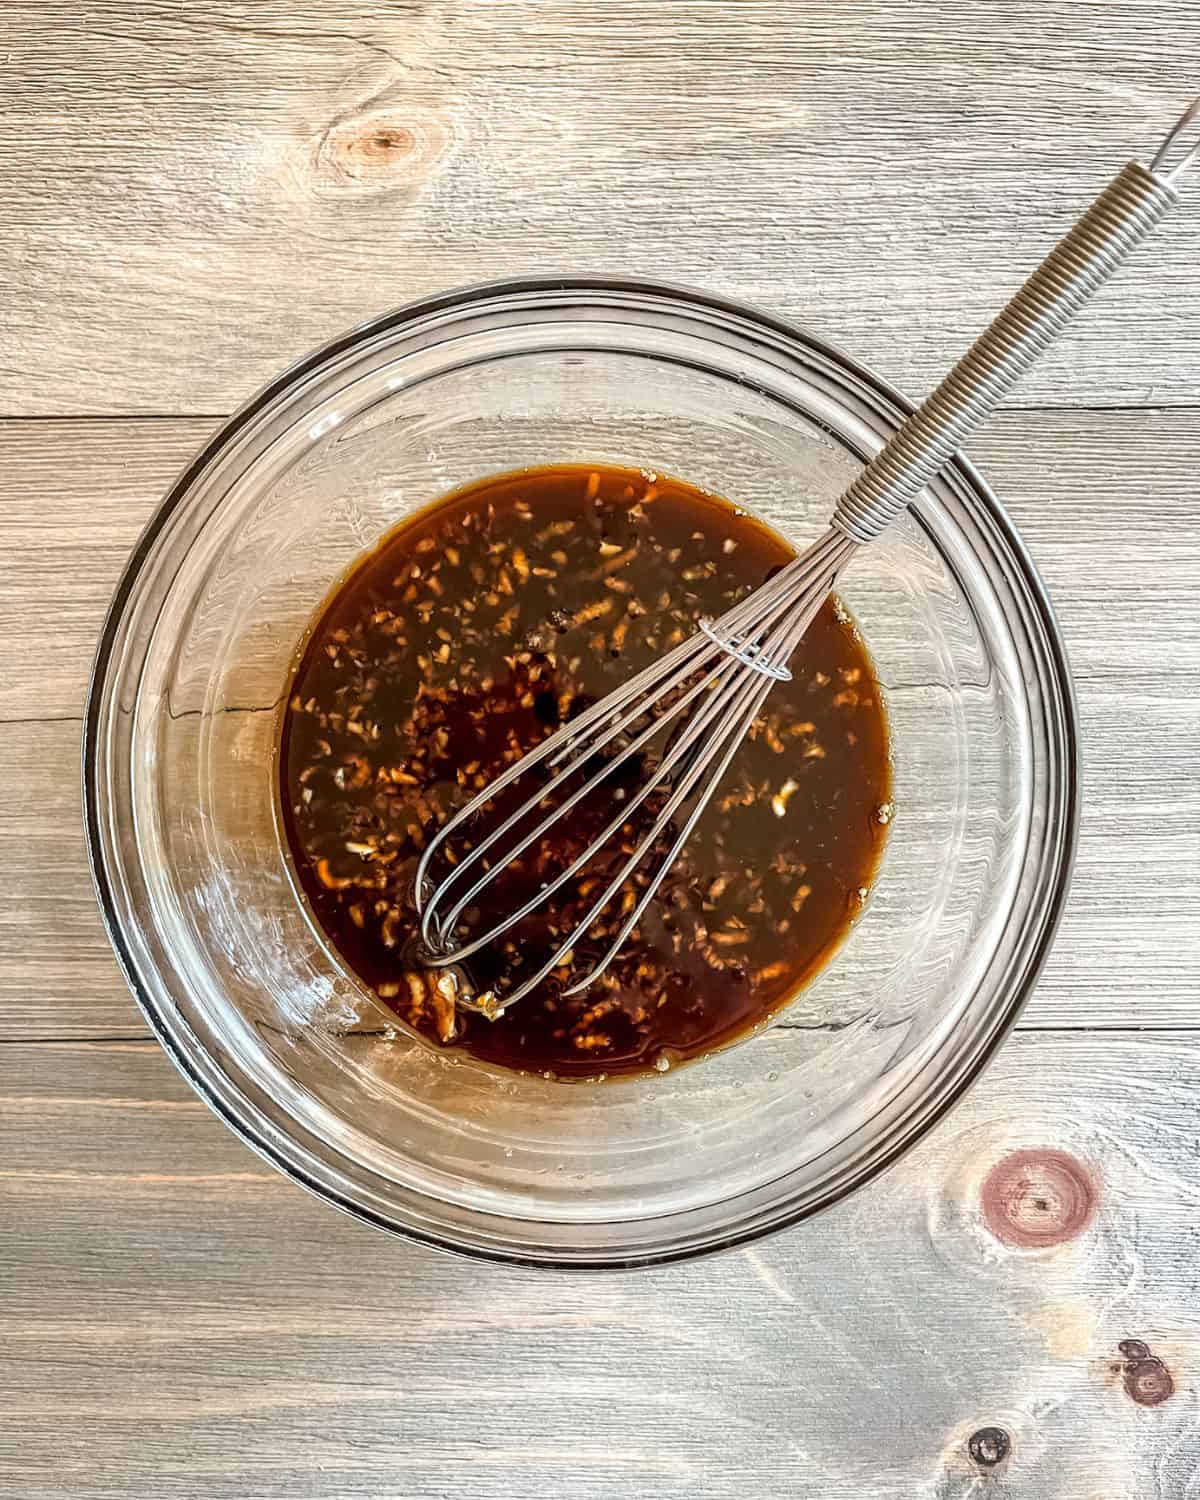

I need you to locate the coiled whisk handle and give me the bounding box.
[833,99,1200,545]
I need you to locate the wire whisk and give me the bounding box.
[417,96,1200,1017]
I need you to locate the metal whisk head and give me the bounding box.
[416,528,857,1014]
[417,94,1198,1016]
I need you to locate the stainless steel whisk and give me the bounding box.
[418,97,1200,1017]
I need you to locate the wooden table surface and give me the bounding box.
[3,5,1199,1497]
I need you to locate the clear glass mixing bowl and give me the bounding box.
[84,279,1078,1267]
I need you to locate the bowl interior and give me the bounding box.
[89,285,1074,1265]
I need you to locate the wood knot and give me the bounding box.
[1117,1339,1174,1406]
[967,1426,1011,1468]
[979,1148,1097,1249]
[313,106,451,196]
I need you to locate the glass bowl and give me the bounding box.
[84,278,1078,1268]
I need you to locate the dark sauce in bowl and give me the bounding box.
[279,465,891,1079]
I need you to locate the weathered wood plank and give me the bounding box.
[3,2,1200,417]
[1,1033,1197,1497]
[0,419,214,723]
[3,411,1197,1036]
[971,410,1200,1033]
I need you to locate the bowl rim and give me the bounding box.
[82,275,1081,1269]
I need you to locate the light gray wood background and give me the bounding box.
[2,4,1198,1497]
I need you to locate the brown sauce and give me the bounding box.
[279,464,892,1079]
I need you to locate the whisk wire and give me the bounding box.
[418,529,855,1012]
[562,560,844,994]
[425,617,806,1014]
[428,640,750,961]
[1150,95,1200,183]
[417,533,844,956]
[415,554,802,925]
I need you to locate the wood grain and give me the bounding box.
[2,1032,1198,1497]
[4,2,1200,417]
[0,419,214,724]
[2,410,1197,1038]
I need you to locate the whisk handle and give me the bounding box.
[832,159,1179,544]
